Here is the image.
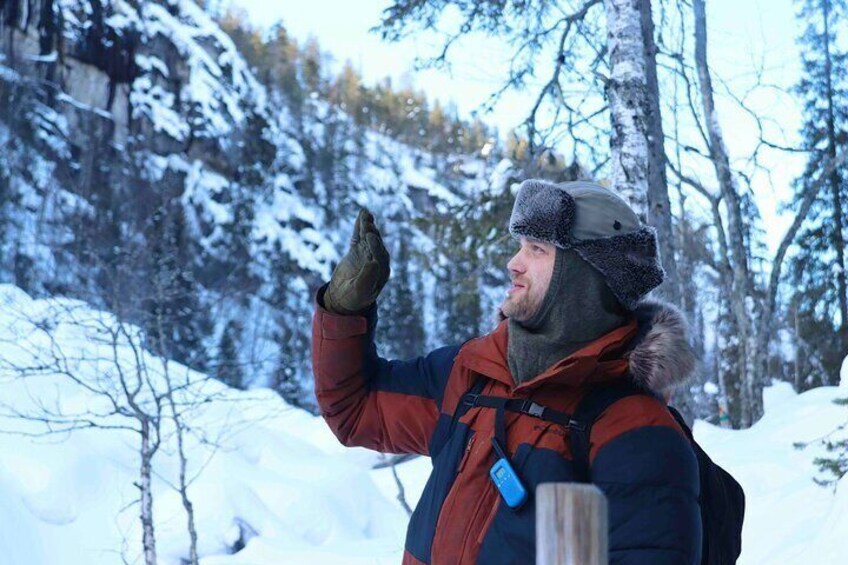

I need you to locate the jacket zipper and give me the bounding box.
[477,495,501,544]
[456,482,494,563]
[430,432,479,563]
[456,434,476,473]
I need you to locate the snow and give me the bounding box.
[703,381,720,395]
[0,284,408,565]
[136,54,171,79]
[23,51,58,63]
[492,158,518,196]
[139,1,261,136]
[402,167,461,206]
[693,379,848,564]
[183,160,234,227]
[1,285,846,564]
[131,74,191,141]
[841,355,848,390]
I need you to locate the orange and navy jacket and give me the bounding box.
[312,287,702,564]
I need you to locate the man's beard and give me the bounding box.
[501,287,540,323]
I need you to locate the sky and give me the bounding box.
[227,0,808,256]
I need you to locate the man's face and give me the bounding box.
[501,237,556,322]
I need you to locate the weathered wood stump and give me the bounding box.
[536,483,608,565]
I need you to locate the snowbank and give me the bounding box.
[694,380,848,564]
[1,284,846,564]
[0,285,407,565]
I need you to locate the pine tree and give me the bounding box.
[216,320,245,389]
[379,230,426,359]
[268,245,311,410]
[785,0,848,487]
[273,312,310,409]
[199,109,271,297]
[332,61,367,125]
[300,37,325,97]
[145,201,211,371]
[789,0,848,388]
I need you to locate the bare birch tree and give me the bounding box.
[604,0,650,215]
[605,0,691,418]
[0,303,165,564]
[0,291,239,563]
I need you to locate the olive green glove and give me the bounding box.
[323,208,391,315]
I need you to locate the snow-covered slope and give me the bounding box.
[696,379,848,564]
[2,282,847,564]
[0,284,408,564]
[0,0,501,397]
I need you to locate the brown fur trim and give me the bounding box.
[493,297,695,393]
[627,300,696,393]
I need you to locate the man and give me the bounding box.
[312,180,702,564]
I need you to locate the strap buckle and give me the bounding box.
[463,393,480,407]
[520,399,545,418]
[568,418,587,432]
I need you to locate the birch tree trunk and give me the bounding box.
[140,418,158,565]
[604,0,650,218]
[163,360,200,565]
[692,0,759,426]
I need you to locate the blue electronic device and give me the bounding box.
[489,438,528,509]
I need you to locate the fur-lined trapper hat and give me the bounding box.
[508,179,665,310]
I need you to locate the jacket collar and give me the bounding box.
[456,300,696,395]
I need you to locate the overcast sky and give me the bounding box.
[228,0,800,122]
[228,0,809,254]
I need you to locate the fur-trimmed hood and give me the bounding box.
[623,299,697,394]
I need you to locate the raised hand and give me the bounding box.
[323,208,391,315]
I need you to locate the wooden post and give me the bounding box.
[536,483,608,565]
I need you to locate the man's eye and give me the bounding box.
[532,245,544,253]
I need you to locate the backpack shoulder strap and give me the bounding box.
[666,405,695,440]
[570,381,647,481]
[448,377,489,434]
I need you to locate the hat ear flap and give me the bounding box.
[572,227,665,310]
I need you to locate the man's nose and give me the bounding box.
[507,252,525,274]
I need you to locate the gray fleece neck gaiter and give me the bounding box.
[507,248,628,385]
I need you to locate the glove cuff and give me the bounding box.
[323,282,373,316]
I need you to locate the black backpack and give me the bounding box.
[457,380,745,565]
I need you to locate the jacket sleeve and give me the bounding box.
[589,396,703,565]
[311,284,459,455]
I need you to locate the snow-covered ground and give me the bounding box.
[1,283,847,564]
